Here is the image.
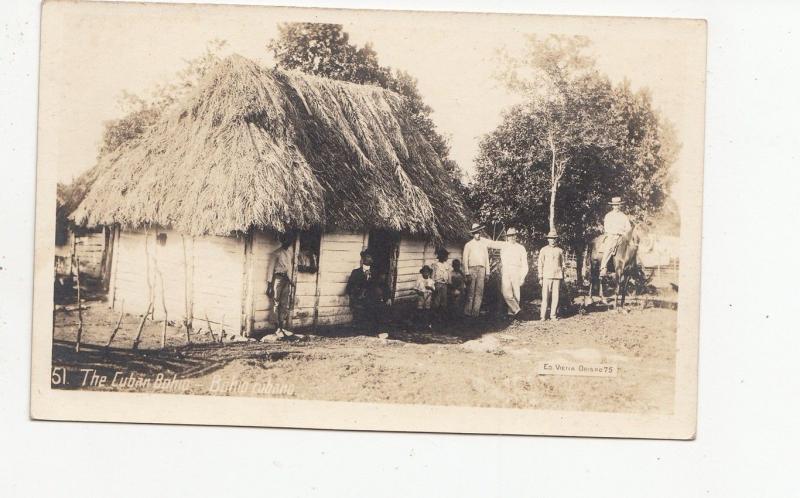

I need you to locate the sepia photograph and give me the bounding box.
[30,0,706,438]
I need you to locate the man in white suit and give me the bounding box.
[499,228,528,317]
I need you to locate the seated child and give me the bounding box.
[414,265,435,329]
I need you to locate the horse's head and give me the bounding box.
[629,225,642,248]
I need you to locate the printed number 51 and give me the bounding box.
[51,367,67,386]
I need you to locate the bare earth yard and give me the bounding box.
[52,302,676,414]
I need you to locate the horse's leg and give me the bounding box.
[599,267,604,304]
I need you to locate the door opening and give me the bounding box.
[367,230,400,300]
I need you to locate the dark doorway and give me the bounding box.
[367,230,400,299]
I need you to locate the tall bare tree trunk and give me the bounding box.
[549,183,558,233]
[548,132,558,233]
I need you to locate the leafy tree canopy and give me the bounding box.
[469,35,679,250]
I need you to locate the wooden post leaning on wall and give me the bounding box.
[100,225,115,293]
[143,228,155,319]
[73,255,83,353]
[110,226,120,310]
[287,234,301,330]
[240,230,255,338]
[389,240,400,302]
[311,232,325,333]
[155,267,168,349]
[181,234,193,344]
[133,230,155,350]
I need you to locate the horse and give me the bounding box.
[586,225,644,310]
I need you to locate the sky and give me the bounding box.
[42,2,705,213]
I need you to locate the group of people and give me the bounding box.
[267,197,632,335]
[342,223,567,332]
[412,248,467,328]
[460,224,564,322]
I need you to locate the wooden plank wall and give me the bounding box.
[192,234,245,333]
[394,237,428,301]
[73,231,106,278]
[445,242,464,270]
[112,229,244,333]
[394,238,464,301]
[291,231,365,328]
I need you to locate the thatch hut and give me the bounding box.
[56,169,111,282]
[72,54,470,336]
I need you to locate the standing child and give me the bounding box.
[430,248,452,323]
[414,265,435,329]
[449,259,466,318]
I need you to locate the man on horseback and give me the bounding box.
[599,196,632,277]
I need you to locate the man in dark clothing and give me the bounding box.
[345,251,390,335]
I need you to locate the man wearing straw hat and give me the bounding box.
[499,227,528,318]
[538,229,565,321]
[462,223,490,317]
[600,196,632,277]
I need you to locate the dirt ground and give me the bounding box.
[52,297,676,414]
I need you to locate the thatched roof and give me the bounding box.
[72,54,470,240]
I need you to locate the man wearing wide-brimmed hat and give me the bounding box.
[600,196,632,277]
[537,229,565,321]
[462,223,489,317]
[499,228,528,317]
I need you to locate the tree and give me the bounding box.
[470,35,679,281]
[268,23,465,188]
[268,23,390,85]
[494,35,621,234]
